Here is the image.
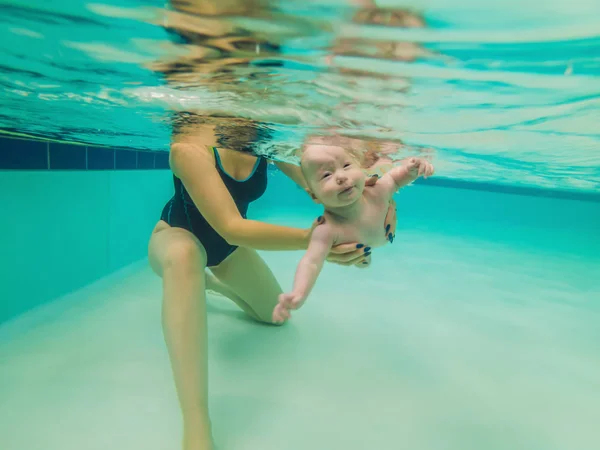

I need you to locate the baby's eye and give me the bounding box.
[321,172,331,179]
[344,162,352,168]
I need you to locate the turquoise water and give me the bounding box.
[1,177,599,450]
[1,1,600,449]
[1,0,599,190]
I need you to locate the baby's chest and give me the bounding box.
[339,202,389,247]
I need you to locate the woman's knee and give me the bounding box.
[268,318,286,327]
[254,314,285,326]
[161,238,207,274]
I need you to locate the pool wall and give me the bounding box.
[1,135,598,324]
[0,136,172,323]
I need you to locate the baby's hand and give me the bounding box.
[272,292,307,324]
[407,158,434,178]
[272,302,291,324]
[279,292,306,310]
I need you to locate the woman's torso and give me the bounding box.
[174,146,267,217]
[162,147,268,245]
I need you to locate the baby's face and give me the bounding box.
[302,145,366,208]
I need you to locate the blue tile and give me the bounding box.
[87,146,114,170]
[0,137,47,170]
[137,151,155,169]
[115,149,137,169]
[154,151,169,169]
[49,143,86,170]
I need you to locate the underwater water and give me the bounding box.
[0,0,599,449]
[1,181,599,450]
[0,0,599,190]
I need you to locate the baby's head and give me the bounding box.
[300,144,367,208]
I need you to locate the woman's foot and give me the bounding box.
[183,419,215,450]
[183,435,215,450]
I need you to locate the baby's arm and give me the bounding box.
[376,157,434,198]
[290,224,335,302]
[273,224,335,322]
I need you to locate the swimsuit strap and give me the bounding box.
[212,146,261,182]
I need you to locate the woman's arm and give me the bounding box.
[171,143,310,251]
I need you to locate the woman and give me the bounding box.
[148,116,396,450]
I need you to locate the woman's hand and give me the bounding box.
[365,174,397,244]
[384,199,397,243]
[324,200,394,265]
[356,252,371,269]
[328,242,371,266]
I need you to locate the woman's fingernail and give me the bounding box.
[356,244,364,249]
[362,262,368,265]
[389,233,394,243]
[317,216,323,223]
[364,247,371,252]
[364,251,371,257]
[385,224,390,233]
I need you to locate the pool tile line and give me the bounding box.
[0,136,169,171]
[1,135,597,202]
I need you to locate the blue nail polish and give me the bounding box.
[364,251,371,257]
[385,224,390,232]
[317,216,323,222]
[362,262,368,265]
[389,234,394,243]
[356,244,364,249]
[364,247,371,252]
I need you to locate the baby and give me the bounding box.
[272,143,434,324]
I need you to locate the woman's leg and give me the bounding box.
[209,247,284,324]
[204,271,264,322]
[148,221,214,450]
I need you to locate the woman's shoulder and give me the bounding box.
[169,143,217,176]
[170,143,215,160]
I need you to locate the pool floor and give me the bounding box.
[1,220,599,450]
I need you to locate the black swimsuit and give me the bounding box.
[160,147,268,267]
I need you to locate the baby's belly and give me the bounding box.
[358,230,388,248]
[340,218,389,248]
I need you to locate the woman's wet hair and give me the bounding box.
[171,112,272,154]
[215,120,273,154]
